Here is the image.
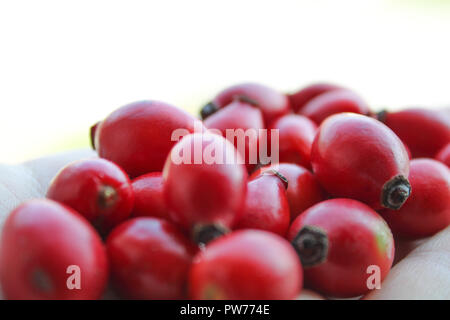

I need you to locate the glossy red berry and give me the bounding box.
[311,113,411,210]
[381,159,450,239]
[300,89,371,124]
[96,100,203,178]
[235,171,290,236]
[377,108,450,158]
[107,217,197,299]
[435,143,450,167]
[251,163,326,221]
[288,83,342,113]
[47,158,134,233]
[204,100,264,172]
[201,83,290,125]
[163,132,247,244]
[268,114,317,169]
[288,199,394,298]
[0,199,108,300]
[131,172,169,220]
[189,230,303,300]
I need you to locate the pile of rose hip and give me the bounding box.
[1,83,449,300]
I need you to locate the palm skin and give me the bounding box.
[0,149,449,299]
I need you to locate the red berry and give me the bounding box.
[435,143,450,167]
[288,199,395,298]
[201,83,290,125]
[377,108,450,158]
[163,132,247,243]
[251,163,326,221]
[300,89,371,124]
[268,114,317,169]
[131,172,169,220]
[189,230,303,300]
[381,159,450,239]
[311,113,411,210]
[90,121,100,150]
[107,217,197,299]
[288,83,342,113]
[235,171,290,236]
[204,100,265,172]
[0,199,108,300]
[96,101,203,177]
[47,158,134,233]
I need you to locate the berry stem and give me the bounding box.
[90,121,100,150]
[200,102,219,120]
[262,169,289,189]
[381,175,411,210]
[192,224,228,245]
[235,95,260,106]
[97,185,118,209]
[291,225,328,267]
[376,110,388,122]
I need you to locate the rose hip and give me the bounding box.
[435,143,450,167]
[251,163,326,221]
[189,230,303,300]
[300,89,371,124]
[377,108,450,158]
[0,199,108,300]
[163,132,247,244]
[96,100,202,177]
[288,199,394,298]
[311,113,411,210]
[204,100,265,172]
[47,158,134,234]
[268,114,317,169]
[131,172,169,220]
[381,159,450,239]
[288,83,342,113]
[107,217,197,299]
[235,170,290,236]
[201,83,290,124]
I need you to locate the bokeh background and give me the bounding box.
[1,0,449,164]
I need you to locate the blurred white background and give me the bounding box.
[0,0,449,163]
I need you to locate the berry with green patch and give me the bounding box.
[288,198,395,298]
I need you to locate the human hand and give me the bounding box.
[0,149,449,299]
